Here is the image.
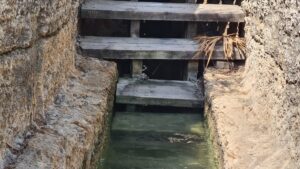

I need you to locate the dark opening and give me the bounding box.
[197,22,245,37]
[142,60,185,80]
[140,0,185,3]
[140,21,186,38]
[113,60,132,77]
[114,104,203,114]
[80,19,130,37]
[196,0,242,5]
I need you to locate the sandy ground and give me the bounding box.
[204,68,295,169]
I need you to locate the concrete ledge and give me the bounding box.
[13,56,117,169]
[204,68,294,169]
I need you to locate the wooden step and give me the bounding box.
[112,112,206,135]
[79,36,245,60]
[81,0,245,22]
[116,78,204,108]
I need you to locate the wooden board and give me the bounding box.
[79,36,245,60]
[112,112,205,134]
[81,1,245,22]
[116,78,204,108]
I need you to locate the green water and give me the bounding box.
[99,112,217,169]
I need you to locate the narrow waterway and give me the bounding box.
[100,110,216,169]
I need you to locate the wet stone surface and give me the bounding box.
[100,112,216,169]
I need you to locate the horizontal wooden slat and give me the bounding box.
[112,112,205,133]
[116,78,204,108]
[81,1,245,22]
[79,36,245,60]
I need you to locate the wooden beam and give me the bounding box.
[185,61,199,81]
[131,60,143,77]
[112,112,206,133]
[79,36,245,60]
[184,0,198,81]
[130,21,140,38]
[185,22,198,81]
[116,78,204,108]
[81,1,245,22]
[130,0,143,78]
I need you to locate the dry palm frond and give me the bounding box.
[193,34,246,68]
[194,36,222,68]
[223,35,234,59]
[233,36,246,58]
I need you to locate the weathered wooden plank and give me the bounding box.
[116,78,204,108]
[79,36,245,60]
[112,112,205,133]
[81,1,245,22]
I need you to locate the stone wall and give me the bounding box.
[205,1,299,168]
[14,56,117,169]
[205,69,295,169]
[242,0,300,164]
[0,0,118,168]
[0,0,79,166]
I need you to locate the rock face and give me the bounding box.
[242,0,300,165]
[0,20,76,167]
[205,69,295,169]
[14,57,117,169]
[205,1,300,168]
[0,0,118,168]
[0,0,81,54]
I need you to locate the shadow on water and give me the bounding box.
[98,106,217,169]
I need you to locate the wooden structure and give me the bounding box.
[117,78,203,108]
[79,0,245,108]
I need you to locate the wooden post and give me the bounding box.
[128,0,141,111]
[184,0,198,81]
[130,19,143,78]
[131,60,143,77]
[130,0,143,78]
[130,23,143,78]
[131,21,140,38]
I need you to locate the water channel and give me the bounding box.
[99,107,217,169]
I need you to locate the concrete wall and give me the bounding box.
[242,0,300,164]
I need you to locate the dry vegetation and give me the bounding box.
[193,34,246,67]
[195,0,245,67]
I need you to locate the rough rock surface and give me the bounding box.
[0,20,77,168]
[0,0,81,54]
[14,56,117,169]
[205,69,296,169]
[242,0,300,165]
[205,1,299,168]
[1,0,118,168]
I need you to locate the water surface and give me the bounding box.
[100,111,216,169]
